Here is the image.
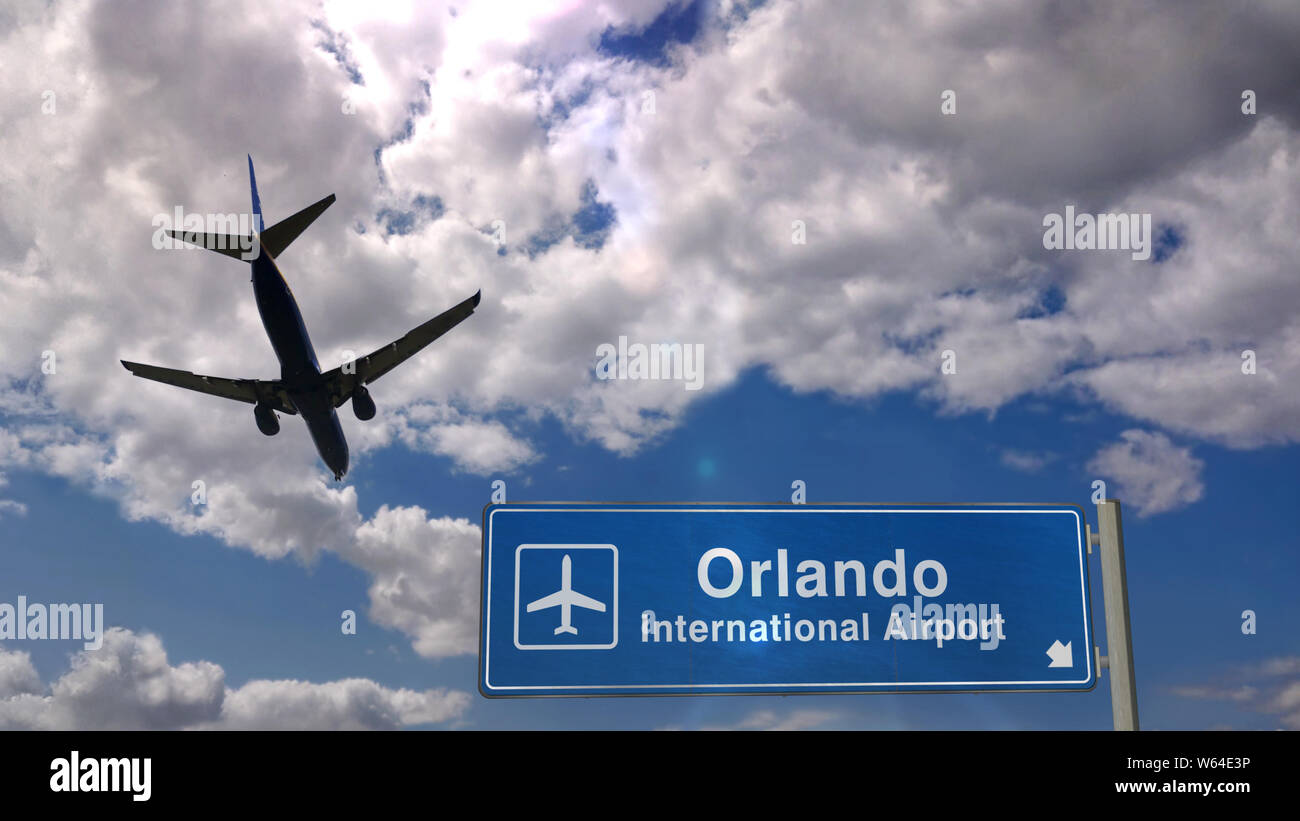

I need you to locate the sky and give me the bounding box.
[0,0,1297,730]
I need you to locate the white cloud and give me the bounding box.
[0,499,26,518]
[999,449,1057,473]
[213,678,469,730]
[391,403,540,475]
[660,708,842,731]
[1175,656,1300,729]
[1086,430,1205,516]
[0,646,42,698]
[343,506,482,658]
[0,628,470,730]
[1170,685,1257,703]
[1256,657,1300,677]
[729,709,841,731]
[0,628,224,730]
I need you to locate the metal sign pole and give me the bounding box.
[1096,499,1139,730]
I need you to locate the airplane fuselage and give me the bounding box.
[525,554,606,636]
[250,250,349,480]
[555,555,577,634]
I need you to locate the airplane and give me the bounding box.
[526,554,606,635]
[121,156,481,481]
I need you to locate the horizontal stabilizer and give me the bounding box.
[261,193,336,259]
[165,230,255,260]
[164,151,333,262]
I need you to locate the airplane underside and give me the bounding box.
[121,155,480,482]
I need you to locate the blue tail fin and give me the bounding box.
[248,154,264,235]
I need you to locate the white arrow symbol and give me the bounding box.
[1046,640,1074,668]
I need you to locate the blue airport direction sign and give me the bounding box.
[480,503,1095,696]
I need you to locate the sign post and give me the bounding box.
[1096,499,1140,731]
[480,503,1096,697]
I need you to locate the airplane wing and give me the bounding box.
[321,290,481,408]
[568,591,606,612]
[526,591,566,612]
[526,591,606,613]
[120,361,297,415]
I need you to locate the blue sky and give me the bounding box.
[1,0,1298,729]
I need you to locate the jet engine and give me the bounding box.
[352,385,376,421]
[254,402,280,436]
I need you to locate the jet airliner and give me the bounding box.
[526,554,607,635]
[122,156,480,480]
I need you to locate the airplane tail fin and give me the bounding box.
[248,154,265,235]
[248,154,338,258]
[164,156,335,262]
[554,626,578,636]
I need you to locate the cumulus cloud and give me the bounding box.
[213,678,469,730]
[0,629,223,730]
[0,646,42,698]
[390,403,540,475]
[0,628,470,730]
[1086,429,1205,516]
[2,0,1298,662]
[344,506,482,658]
[0,424,482,657]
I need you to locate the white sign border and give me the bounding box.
[483,506,1093,694]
